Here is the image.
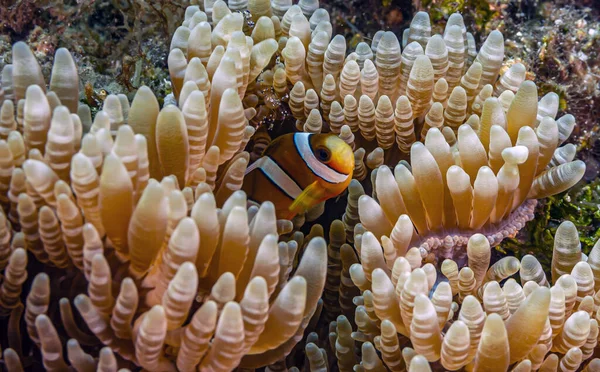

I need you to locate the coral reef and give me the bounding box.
[502,4,600,149]
[503,176,600,272]
[321,0,412,46]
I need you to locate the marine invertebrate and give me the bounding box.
[346,28,583,261]
[165,3,360,220]
[233,5,585,256]
[0,2,593,371]
[358,113,584,262]
[0,7,333,370]
[320,221,600,371]
[1,194,327,370]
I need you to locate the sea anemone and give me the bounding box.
[318,220,600,371]
[0,4,331,370]
[356,111,584,263]
[0,200,328,371]
[0,0,592,371]
[228,4,586,255]
[331,20,586,261]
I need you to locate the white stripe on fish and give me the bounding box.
[294,133,349,184]
[245,156,303,199]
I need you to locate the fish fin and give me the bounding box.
[288,181,325,217]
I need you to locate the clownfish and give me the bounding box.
[242,132,355,219]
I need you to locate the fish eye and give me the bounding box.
[315,146,331,162]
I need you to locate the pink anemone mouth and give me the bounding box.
[415,199,537,262]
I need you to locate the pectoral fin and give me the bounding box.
[288,181,326,217]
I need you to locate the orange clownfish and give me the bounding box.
[242,132,355,219]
